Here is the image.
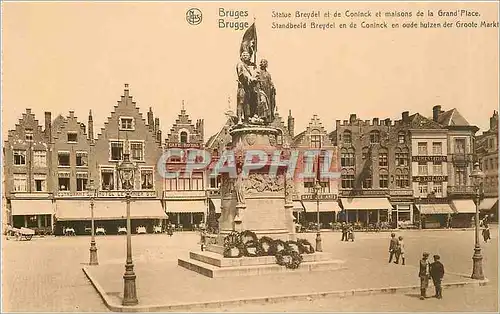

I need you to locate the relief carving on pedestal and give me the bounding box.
[245,173,285,194]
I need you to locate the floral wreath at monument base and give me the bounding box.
[222,230,314,269]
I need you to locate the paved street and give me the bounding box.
[2,227,498,312]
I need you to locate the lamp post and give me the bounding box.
[418,196,422,230]
[314,181,322,252]
[88,179,98,265]
[118,152,138,306]
[470,162,485,280]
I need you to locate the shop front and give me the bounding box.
[10,199,54,234]
[55,199,166,234]
[415,203,454,229]
[301,200,341,229]
[164,200,207,230]
[450,199,476,228]
[479,198,498,221]
[340,197,393,226]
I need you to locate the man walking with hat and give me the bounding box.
[388,233,398,263]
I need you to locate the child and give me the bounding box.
[430,254,445,299]
[395,236,405,265]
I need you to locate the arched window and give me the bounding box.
[343,130,352,144]
[180,131,188,144]
[341,168,355,189]
[369,131,380,144]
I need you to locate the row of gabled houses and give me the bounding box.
[2,84,498,234]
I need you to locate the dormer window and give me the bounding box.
[67,132,77,143]
[119,117,134,130]
[180,131,188,144]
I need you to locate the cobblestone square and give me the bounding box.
[2,228,498,312]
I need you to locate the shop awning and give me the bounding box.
[164,200,206,213]
[11,200,54,216]
[479,198,498,211]
[303,201,341,213]
[293,200,305,212]
[340,198,393,210]
[55,200,166,221]
[417,204,454,215]
[451,200,476,214]
[209,198,222,214]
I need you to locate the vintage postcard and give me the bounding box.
[1,1,499,313]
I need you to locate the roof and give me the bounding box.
[437,108,471,126]
[408,113,444,130]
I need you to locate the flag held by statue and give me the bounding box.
[240,23,257,59]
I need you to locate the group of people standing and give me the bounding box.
[388,233,445,300]
[419,252,445,300]
[340,222,355,242]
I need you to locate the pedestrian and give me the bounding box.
[341,222,347,241]
[200,227,207,251]
[419,252,431,300]
[388,233,399,263]
[430,254,444,299]
[395,236,405,265]
[482,224,491,243]
[348,224,355,242]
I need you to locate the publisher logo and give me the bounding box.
[186,8,202,25]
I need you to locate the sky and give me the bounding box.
[2,1,499,141]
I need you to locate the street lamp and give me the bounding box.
[88,179,98,265]
[117,152,139,306]
[314,181,322,252]
[470,162,485,280]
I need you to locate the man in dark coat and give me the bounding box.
[341,222,348,241]
[430,254,445,299]
[388,233,399,263]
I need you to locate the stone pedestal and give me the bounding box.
[178,124,343,277]
[218,124,294,240]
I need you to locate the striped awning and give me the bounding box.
[293,200,305,212]
[55,200,166,221]
[341,198,393,210]
[303,201,341,213]
[417,204,454,215]
[451,200,476,214]
[164,200,206,213]
[11,200,54,215]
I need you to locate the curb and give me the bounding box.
[83,267,489,312]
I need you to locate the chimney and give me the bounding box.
[197,119,204,141]
[372,118,379,125]
[349,114,357,123]
[490,111,498,130]
[124,83,129,98]
[44,111,52,140]
[402,111,409,122]
[154,117,160,134]
[156,130,162,143]
[385,118,391,126]
[287,110,295,137]
[433,105,441,122]
[148,107,154,131]
[88,110,94,141]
